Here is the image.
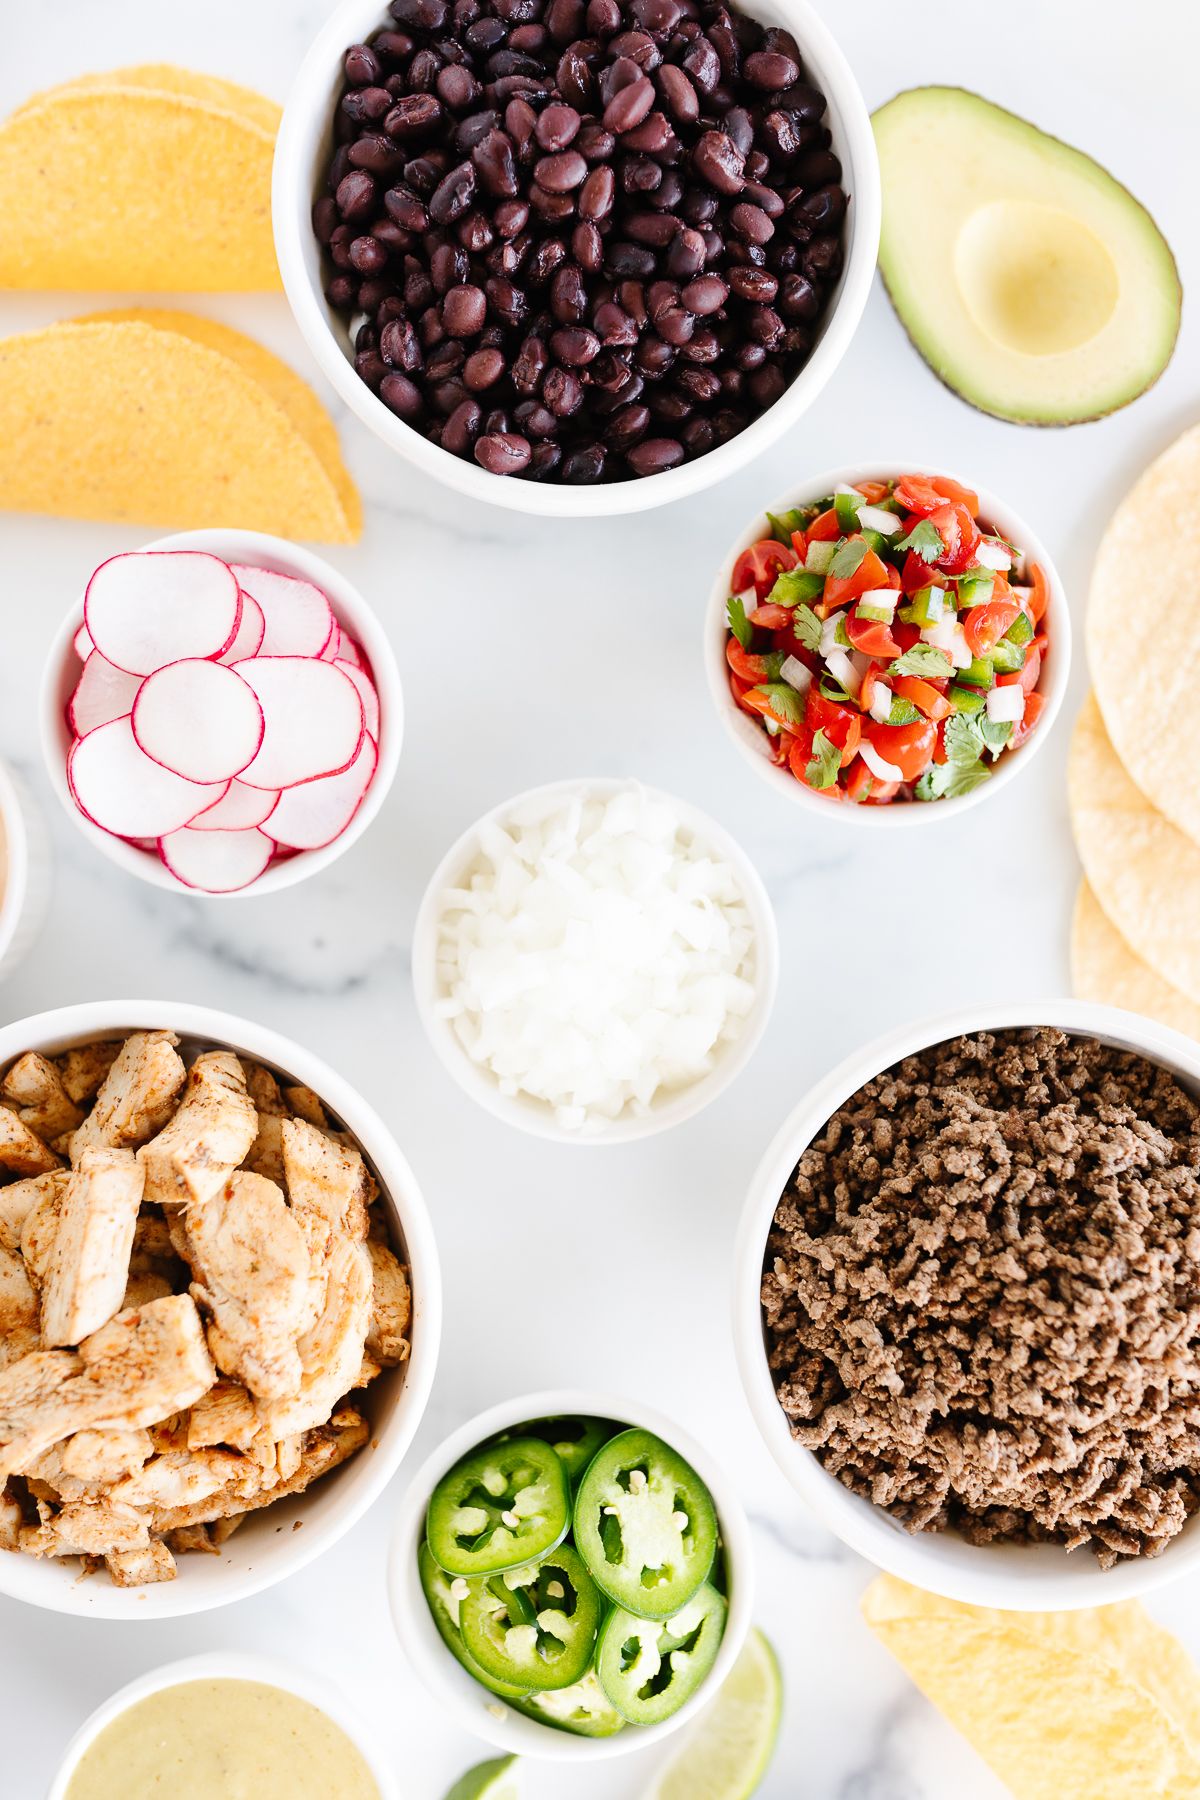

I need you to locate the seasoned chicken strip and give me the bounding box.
[165,1523,217,1556]
[365,1240,412,1367]
[0,1171,65,1256]
[20,1498,149,1559]
[60,1427,152,1486]
[1,1053,83,1143]
[69,1032,185,1163]
[285,1084,328,1129]
[282,1118,370,1257]
[257,1237,372,1440]
[56,1041,121,1106]
[147,1405,370,1532]
[138,1051,257,1208]
[0,1295,214,1478]
[183,1172,311,1402]
[106,1539,175,1585]
[122,1272,172,1310]
[0,1106,60,1178]
[40,1149,145,1348]
[111,1446,246,1510]
[0,1247,40,1370]
[0,1487,23,1549]
[187,1381,262,1452]
[19,1174,68,1289]
[130,1213,177,1273]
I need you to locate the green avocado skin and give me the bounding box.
[871,85,1182,427]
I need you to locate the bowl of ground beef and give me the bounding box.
[273,0,878,515]
[733,1001,1200,1610]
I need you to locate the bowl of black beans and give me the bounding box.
[274,0,879,513]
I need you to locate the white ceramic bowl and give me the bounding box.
[38,529,403,898]
[47,1651,399,1800]
[0,759,50,984]
[388,1388,753,1761]
[705,463,1072,825]
[411,777,779,1143]
[733,998,1200,1611]
[272,0,880,519]
[0,999,441,1620]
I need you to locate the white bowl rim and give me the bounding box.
[271,0,881,519]
[37,529,404,899]
[732,996,1200,1610]
[387,1385,754,1761]
[0,998,442,1620]
[704,460,1073,826]
[46,1649,400,1800]
[410,776,780,1144]
[0,759,31,962]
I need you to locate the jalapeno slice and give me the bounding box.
[460,1544,602,1692]
[595,1582,727,1725]
[427,1436,570,1577]
[574,1429,718,1620]
[512,1671,626,1739]
[416,1543,528,1701]
[521,1416,619,1488]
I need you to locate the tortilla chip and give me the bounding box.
[0,86,277,290]
[1068,692,1200,1006]
[1089,423,1200,847]
[0,316,359,542]
[15,65,281,138]
[863,1574,1200,1800]
[1072,881,1200,1039]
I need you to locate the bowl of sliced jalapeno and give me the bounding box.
[388,1389,753,1761]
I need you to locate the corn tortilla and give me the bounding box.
[863,1574,1200,1800]
[1089,423,1200,845]
[14,65,281,137]
[1072,881,1200,1040]
[1068,692,1200,1006]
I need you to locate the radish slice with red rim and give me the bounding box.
[190,781,280,831]
[218,591,266,664]
[265,734,378,851]
[229,565,334,659]
[233,657,364,790]
[132,660,265,785]
[68,717,227,839]
[73,622,94,662]
[68,653,142,737]
[159,826,275,893]
[333,660,380,740]
[322,625,363,668]
[84,552,242,676]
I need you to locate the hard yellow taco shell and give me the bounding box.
[0,85,278,289]
[0,316,359,542]
[1071,880,1200,1039]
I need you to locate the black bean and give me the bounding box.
[536,149,588,190]
[604,73,655,132]
[606,400,650,448]
[562,443,607,482]
[345,43,384,85]
[465,15,506,48]
[578,164,615,222]
[474,431,531,473]
[730,201,773,244]
[514,399,559,436]
[380,370,425,420]
[795,148,841,187]
[691,130,744,195]
[381,316,423,371]
[607,240,656,276]
[682,34,720,93]
[385,95,444,141]
[513,333,550,390]
[349,132,403,174]
[336,170,377,220]
[576,122,615,160]
[681,272,727,313]
[550,324,601,365]
[528,440,564,478]
[547,0,585,39]
[744,49,799,90]
[796,184,846,231]
[442,282,488,334]
[313,196,339,243]
[627,436,683,474]
[536,102,581,150]
[550,261,588,321]
[572,220,603,271]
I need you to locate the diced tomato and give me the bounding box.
[806,508,840,542]
[1027,561,1050,625]
[928,502,981,575]
[844,757,875,803]
[790,529,807,561]
[998,643,1042,695]
[863,717,937,782]
[806,688,862,765]
[895,473,981,517]
[729,672,763,719]
[750,603,793,630]
[771,622,820,668]
[892,619,921,653]
[786,728,814,780]
[932,719,948,764]
[726,639,773,682]
[732,538,796,598]
[823,542,891,613]
[859,665,887,716]
[901,551,938,595]
[858,479,890,504]
[845,613,902,659]
[963,600,1020,657]
[1011,688,1045,748]
[866,780,901,804]
[885,563,902,590]
[892,673,953,722]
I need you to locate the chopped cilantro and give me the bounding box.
[915,758,992,802]
[828,537,870,581]
[888,645,953,679]
[791,604,823,653]
[752,682,806,731]
[896,518,944,563]
[805,727,841,790]
[726,594,753,650]
[980,714,1013,760]
[943,712,985,765]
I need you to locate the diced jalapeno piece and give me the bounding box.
[427,1437,570,1577]
[767,567,825,608]
[902,584,948,628]
[957,571,994,609]
[1004,608,1035,647]
[512,1672,626,1738]
[959,656,995,690]
[595,1582,727,1726]
[834,489,863,532]
[765,507,808,545]
[573,1429,718,1620]
[855,596,897,625]
[804,539,836,574]
[950,683,987,715]
[989,636,1026,674]
[461,1545,602,1693]
[885,698,921,726]
[417,1543,529,1701]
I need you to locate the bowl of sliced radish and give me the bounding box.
[39,530,402,896]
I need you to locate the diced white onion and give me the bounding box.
[855,587,897,619]
[921,617,973,669]
[763,717,780,736]
[868,680,894,724]
[859,741,905,783]
[819,610,847,658]
[805,540,836,574]
[975,539,1013,571]
[857,505,903,536]
[986,685,1026,723]
[780,655,812,694]
[824,647,861,698]
[834,483,864,501]
[735,586,757,612]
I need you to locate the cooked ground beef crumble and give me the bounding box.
[761,1028,1200,1566]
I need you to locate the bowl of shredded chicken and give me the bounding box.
[0,1001,440,1618]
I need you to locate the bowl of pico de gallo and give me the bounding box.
[705,466,1070,822]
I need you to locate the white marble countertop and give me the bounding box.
[1,1,1197,1794]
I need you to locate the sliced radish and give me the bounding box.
[190,781,280,831]
[234,658,364,790]
[159,826,275,893]
[333,660,380,740]
[84,552,242,676]
[322,625,363,668]
[266,735,378,851]
[132,660,265,785]
[73,622,94,661]
[218,592,266,664]
[229,565,334,659]
[68,717,226,839]
[68,653,143,737]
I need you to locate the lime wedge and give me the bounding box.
[442,1755,518,1800]
[644,1629,783,1800]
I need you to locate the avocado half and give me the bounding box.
[872,87,1181,425]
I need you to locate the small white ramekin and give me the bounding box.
[47,1651,399,1800]
[705,463,1071,825]
[0,759,50,984]
[0,999,441,1621]
[38,529,403,898]
[733,998,1200,1611]
[411,777,778,1144]
[272,0,880,519]
[388,1388,753,1762]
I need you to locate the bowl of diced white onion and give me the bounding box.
[411,779,778,1143]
